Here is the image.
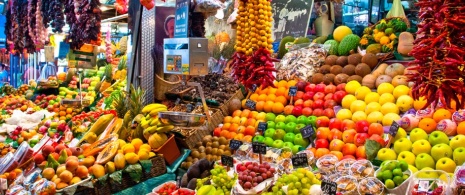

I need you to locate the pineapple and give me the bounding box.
[112,90,128,119]
[120,85,146,141]
[99,64,113,93]
[114,56,127,81]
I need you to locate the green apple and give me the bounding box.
[264,128,276,138]
[275,114,286,123]
[283,132,296,143]
[296,116,309,125]
[409,164,418,173]
[253,135,265,143]
[417,167,439,179]
[283,142,294,149]
[428,131,449,146]
[453,147,465,166]
[450,135,465,150]
[273,129,286,140]
[293,133,310,148]
[291,145,302,154]
[308,116,317,127]
[272,140,284,149]
[436,157,456,173]
[415,153,435,170]
[265,113,276,122]
[431,143,453,161]
[393,138,412,154]
[397,151,416,165]
[263,137,274,147]
[393,127,407,142]
[275,122,287,131]
[284,122,297,133]
[412,140,432,156]
[294,124,306,134]
[377,148,397,161]
[409,128,429,143]
[267,121,276,129]
[285,115,297,124]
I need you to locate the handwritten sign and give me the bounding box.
[389,121,400,137]
[252,142,266,154]
[251,84,258,92]
[321,179,337,195]
[257,122,268,132]
[291,153,308,168]
[229,139,243,150]
[288,86,298,96]
[175,98,181,105]
[300,125,315,139]
[221,155,234,167]
[245,99,256,110]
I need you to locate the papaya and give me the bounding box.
[114,153,126,170]
[82,134,118,157]
[78,114,114,145]
[96,140,120,164]
[148,133,168,149]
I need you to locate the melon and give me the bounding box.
[385,63,405,78]
[324,40,339,55]
[362,74,377,89]
[375,75,393,87]
[96,141,119,164]
[333,26,353,42]
[338,34,361,56]
[392,75,409,86]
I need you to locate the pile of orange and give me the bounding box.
[245,80,297,114]
[217,109,268,142]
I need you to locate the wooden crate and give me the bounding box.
[175,127,211,149]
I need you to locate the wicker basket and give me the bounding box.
[219,89,245,116]
[141,156,167,181]
[155,74,181,101]
[109,171,138,193]
[208,110,224,132]
[175,127,211,149]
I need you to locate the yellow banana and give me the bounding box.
[142,103,167,114]
[143,126,158,136]
[140,118,150,129]
[150,117,159,126]
[156,125,174,133]
[149,107,167,117]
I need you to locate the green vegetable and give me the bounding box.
[337,34,361,56]
[365,140,382,161]
[323,40,339,55]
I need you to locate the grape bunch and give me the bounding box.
[196,177,211,190]
[266,168,321,195]
[210,165,237,194]
[236,162,276,190]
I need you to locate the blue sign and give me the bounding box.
[58,42,70,59]
[174,0,189,38]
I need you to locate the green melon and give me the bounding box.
[323,40,339,55]
[337,34,361,56]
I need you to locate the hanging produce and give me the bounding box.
[105,29,113,63]
[65,0,102,49]
[27,0,38,48]
[407,0,465,109]
[35,0,48,47]
[42,0,66,33]
[5,0,19,53]
[230,0,277,90]
[115,0,128,14]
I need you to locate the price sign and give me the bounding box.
[186,104,194,113]
[288,86,298,96]
[321,179,337,195]
[229,139,243,150]
[251,84,258,92]
[291,153,308,168]
[221,155,234,167]
[300,125,315,139]
[389,121,400,137]
[245,99,256,110]
[257,122,268,132]
[196,102,202,107]
[252,142,266,154]
[175,98,181,105]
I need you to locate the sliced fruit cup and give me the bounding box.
[454,166,465,194]
[335,175,358,194]
[233,144,251,161]
[295,150,315,167]
[316,154,339,175]
[277,158,293,175]
[407,170,451,195]
[350,160,374,180]
[358,177,385,195]
[335,158,357,176]
[277,147,293,161]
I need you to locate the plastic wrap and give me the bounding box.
[276,43,327,81]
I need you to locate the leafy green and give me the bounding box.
[124,164,143,183]
[365,139,382,161]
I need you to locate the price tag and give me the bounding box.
[221,155,234,167]
[257,122,268,132]
[175,98,181,105]
[186,104,194,112]
[291,153,308,168]
[252,142,266,154]
[229,139,243,150]
[321,179,337,195]
[418,180,430,192]
[251,84,258,92]
[288,86,298,96]
[389,121,400,137]
[245,99,256,110]
[196,102,202,107]
[300,125,315,139]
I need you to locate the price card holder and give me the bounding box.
[389,121,400,137]
[252,142,266,164]
[291,153,308,168]
[186,104,194,113]
[300,125,315,139]
[221,155,234,169]
[175,98,181,105]
[251,84,257,93]
[245,99,256,110]
[257,122,268,134]
[229,139,243,151]
[418,180,430,192]
[288,86,297,104]
[321,179,337,195]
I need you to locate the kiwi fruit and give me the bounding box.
[323,74,336,85]
[334,74,349,85]
[319,65,332,74]
[342,64,356,75]
[347,75,363,83]
[348,53,362,65]
[325,55,338,65]
[330,65,343,75]
[336,56,349,66]
[355,63,371,77]
[362,53,379,69]
[312,73,324,84]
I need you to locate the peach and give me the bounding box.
[34,153,45,165]
[330,129,343,141]
[342,143,357,156]
[55,144,66,154]
[70,177,82,185]
[329,139,345,152]
[342,119,356,131]
[75,166,89,179]
[56,165,67,176]
[59,170,73,183]
[42,168,55,181]
[66,160,79,172]
[316,127,331,140]
[342,129,357,143]
[355,146,367,159]
[64,148,72,156]
[42,145,54,157]
[57,182,69,189]
[66,156,79,162]
[50,152,60,161]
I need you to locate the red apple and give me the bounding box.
[313,92,325,101]
[342,129,357,143]
[292,106,303,117]
[354,133,370,147]
[342,143,357,156]
[305,84,316,92]
[355,120,370,133]
[329,139,345,151]
[342,120,356,131]
[336,83,346,91]
[324,84,337,94]
[315,139,329,149]
[330,128,343,140]
[302,107,313,116]
[313,109,324,117]
[316,116,330,128]
[312,99,324,109]
[315,83,326,93]
[369,134,386,146]
[329,118,343,130]
[303,92,314,101]
[333,91,347,104]
[323,108,335,118]
[324,93,334,101]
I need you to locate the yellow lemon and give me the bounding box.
[122,144,135,154]
[396,95,414,112]
[124,152,140,164]
[345,81,361,95]
[138,149,150,160]
[379,93,396,105]
[377,83,395,95]
[367,111,384,124]
[131,138,144,151]
[352,111,367,122]
[382,113,401,126]
[365,92,380,104]
[139,144,151,152]
[336,109,353,120]
[380,102,400,115]
[342,94,357,109]
[350,100,367,113]
[365,102,381,115]
[355,86,372,100]
[117,139,127,149]
[393,85,410,99]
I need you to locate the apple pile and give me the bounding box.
[400,106,465,136]
[37,119,70,139]
[236,161,276,190]
[33,94,58,109]
[252,114,314,154]
[0,95,35,112]
[376,160,410,189]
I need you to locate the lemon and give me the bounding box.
[367,111,384,124]
[379,93,396,105]
[396,95,414,112]
[118,140,127,149]
[333,26,353,42]
[122,144,135,154]
[345,81,361,95]
[131,138,144,151]
[355,86,372,100]
[124,152,140,164]
[336,109,353,120]
[393,85,410,99]
[365,92,380,104]
[352,111,367,122]
[350,100,367,113]
[365,102,381,115]
[342,95,357,109]
[138,149,150,160]
[139,144,151,152]
[380,102,400,115]
[382,113,401,126]
[377,83,395,95]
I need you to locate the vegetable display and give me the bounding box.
[42,0,66,33]
[65,0,102,49]
[407,0,465,109]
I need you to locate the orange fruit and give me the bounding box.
[229,123,239,132]
[277,80,288,88]
[249,94,259,101]
[223,116,233,123]
[287,80,298,88]
[222,123,231,130]
[433,109,452,122]
[258,94,268,102]
[266,94,277,102]
[220,130,230,137]
[272,102,284,114]
[275,96,288,105]
[275,87,287,97]
[418,118,437,133]
[457,122,465,135]
[243,135,253,142]
[241,99,247,109]
[315,148,330,158]
[255,101,265,111]
[283,105,294,115]
[264,101,274,113]
[330,151,343,160]
[259,88,269,95]
[267,87,277,95]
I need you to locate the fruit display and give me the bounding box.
[181,136,232,169]
[264,168,321,195]
[375,160,410,189]
[360,18,410,54]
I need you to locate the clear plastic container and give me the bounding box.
[350,160,374,180]
[296,150,315,166]
[358,177,385,195]
[407,169,450,195]
[316,154,339,174]
[277,147,293,161]
[454,166,465,194]
[335,175,358,194]
[233,143,251,160]
[335,158,356,175]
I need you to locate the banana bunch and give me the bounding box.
[140,104,174,140]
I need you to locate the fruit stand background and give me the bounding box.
[271,0,314,40]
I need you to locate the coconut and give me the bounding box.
[336,56,349,66]
[334,74,350,85]
[325,55,338,65]
[319,65,332,74]
[355,63,372,77]
[361,53,379,69]
[330,65,343,75]
[348,53,362,65]
[312,73,324,84]
[323,74,336,85]
[342,64,356,75]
